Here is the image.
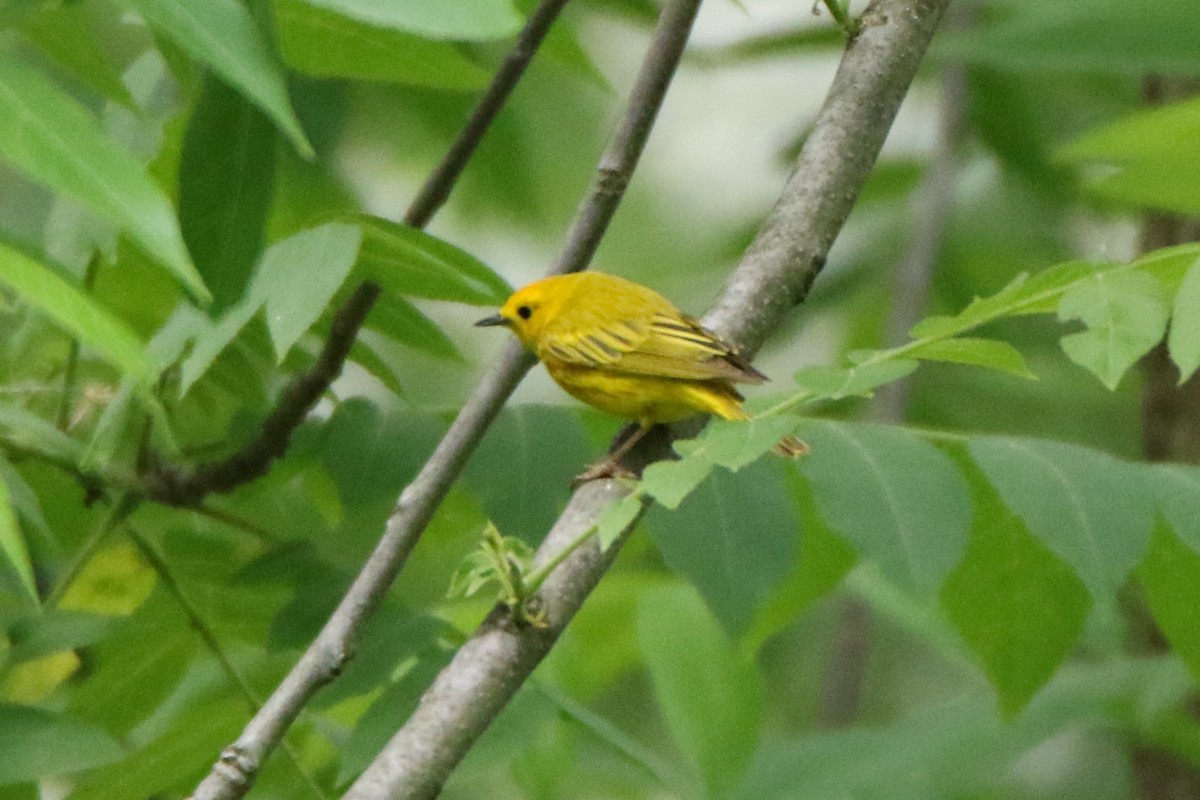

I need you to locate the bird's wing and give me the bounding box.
[541,312,767,384]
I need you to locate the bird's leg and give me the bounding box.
[572,423,651,486]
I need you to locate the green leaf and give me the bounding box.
[298,0,522,40]
[968,437,1156,597]
[595,494,644,551]
[741,479,855,654]
[124,0,314,158]
[0,475,35,603]
[937,0,1200,76]
[0,401,85,464]
[21,3,136,108]
[178,295,260,394]
[648,460,798,637]
[1150,464,1200,554]
[1057,270,1170,390]
[0,242,152,382]
[940,457,1090,716]
[462,406,592,544]
[637,584,763,797]
[0,56,206,301]
[1168,257,1200,381]
[907,337,1035,379]
[798,422,971,593]
[0,705,123,785]
[792,360,917,399]
[1138,523,1200,685]
[67,590,197,738]
[253,222,361,361]
[274,0,490,89]
[362,292,460,359]
[353,215,511,305]
[64,697,245,800]
[179,77,277,312]
[639,455,714,510]
[673,416,803,471]
[0,460,50,543]
[1059,97,1200,215]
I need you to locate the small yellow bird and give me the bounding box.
[477,271,806,480]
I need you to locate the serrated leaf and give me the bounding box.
[940,458,1090,716]
[674,416,802,471]
[0,242,152,382]
[1138,523,1200,685]
[299,0,522,40]
[799,422,971,593]
[179,77,277,312]
[637,584,763,797]
[792,360,917,400]
[0,474,35,603]
[254,222,361,361]
[1058,270,1169,389]
[0,56,206,301]
[352,214,511,305]
[1168,257,1200,381]
[908,272,1031,339]
[274,0,490,89]
[125,0,314,157]
[648,460,798,637]
[0,705,124,785]
[968,437,1155,598]
[907,337,1034,379]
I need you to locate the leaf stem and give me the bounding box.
[822,0,860,36]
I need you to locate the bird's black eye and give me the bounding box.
[517,305,533,320]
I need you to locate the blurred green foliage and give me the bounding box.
[0,0,1198,798]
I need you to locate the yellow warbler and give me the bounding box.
[476,272,806,479]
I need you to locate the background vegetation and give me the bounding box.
[1,0,1200,798]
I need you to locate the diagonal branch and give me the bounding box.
[146,0,574,509]
[343,0,953,797]
[185,2,573,797]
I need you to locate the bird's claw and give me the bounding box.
[571,459,636,488]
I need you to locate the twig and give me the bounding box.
[343,0,953,797]
[186,3,577,798]
[126,523,330,800]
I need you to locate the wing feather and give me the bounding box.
[541,311,767,384]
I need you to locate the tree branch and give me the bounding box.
[185,2,574,797]
[146,0,573,510]
[343,0,952,797]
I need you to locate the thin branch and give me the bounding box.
[126,523,330,800]
[147,0,571,510]
[186,2,577,797]
[344,0,953,797]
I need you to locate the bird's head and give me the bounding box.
[475,276,570,348]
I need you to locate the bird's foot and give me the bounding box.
[571,458,636,488]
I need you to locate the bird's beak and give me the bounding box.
[474,313,509,328]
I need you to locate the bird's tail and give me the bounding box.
[703,389,809,459]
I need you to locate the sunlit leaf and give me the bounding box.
[0,242,152,382]
[298,0,522,40]
[1168,257,1200,381]
[125,0,314,157]
[1057,270,1169,390]
[0,56,206,301]
[907,337,1034,379]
